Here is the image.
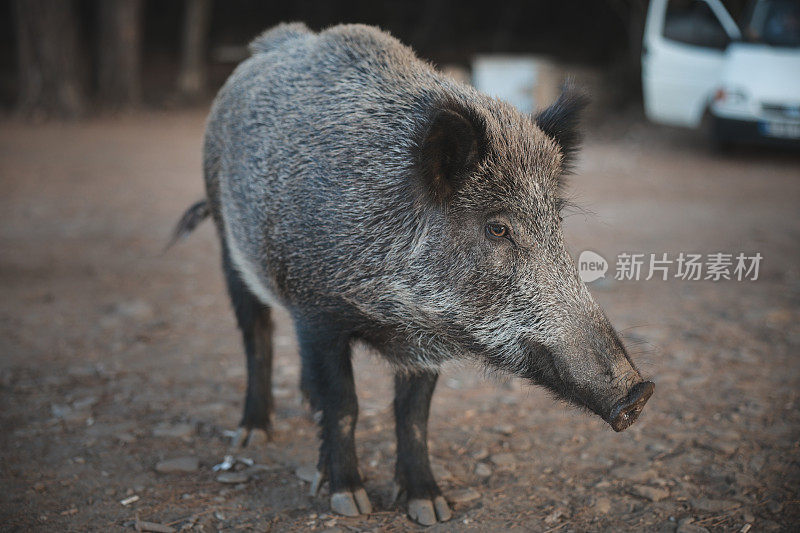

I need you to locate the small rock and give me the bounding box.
[67,365,98,378]
[594,497,612,514]
[471,448,489,460]
[749,453,766,472]
[445,378,462,389]
[765,308,792,326]
[194,401,226,414]
[50,403,91,423]
[631,484,669,502]
[273,420,292,432]
[758,519,782,532]
[765,499,783,514]
[498,395,517,405]
[709,441,737,455]
[109,299,153,320]
[677,521,709,533]
[646,442,671,454]
[155,456,199,474]
[655,522,677,533]
[134,518,175,533]
[543,508,566,526]
[295,464,317,483]
[245,463,280,475]
[431,463,453,481]
[490,453,515,468]
[491,424,514,435]
[690,498,737,513]
[72,396,98,410]
[707,428,741,441]
[152,423,194,439]
[216,471,249,484]
[272,386,294,398]
[475,463,492,477]
[115,432,136,444]
[611,465,658,483]
[448,488,480,503]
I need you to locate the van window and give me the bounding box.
[663,0,731,49]
[742,0,800,47]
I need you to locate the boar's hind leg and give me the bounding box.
[393,370,452,525]
[222,245,273,447]
[296,317,372,517]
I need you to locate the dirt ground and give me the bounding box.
[1,110,798,532]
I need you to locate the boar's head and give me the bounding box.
[410,88,653,431]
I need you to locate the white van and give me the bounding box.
[642,0,800,146]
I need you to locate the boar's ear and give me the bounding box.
[415,104,485,203]
[533,87,589,172]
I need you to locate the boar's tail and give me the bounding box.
[165,199,209,250]
[248,22,312,55]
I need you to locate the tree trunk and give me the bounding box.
[177,0,212,102]
[12,0,85,119]
[97,0,142,109]
[606,0,649,103]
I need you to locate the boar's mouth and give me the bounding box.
[606,381,655,432]
[482,337,655,432]
[511,342,654,432]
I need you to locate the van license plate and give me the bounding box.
[759,121,800,139]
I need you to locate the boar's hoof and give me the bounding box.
[433,496,452,522]
[389,481,404,503]
[353,488,372,514]
[309,470,326,497]
[230,427,251,448]
[331,488,372,516]
[408,496,452,525]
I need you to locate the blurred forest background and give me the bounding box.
[0,0,751,119]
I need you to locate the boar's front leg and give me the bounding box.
[222,243,273,447]
[394,370,452,525]
[296,317,372,517]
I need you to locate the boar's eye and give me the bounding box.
[485,223,510,241]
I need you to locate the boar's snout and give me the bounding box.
[607,380,655,432]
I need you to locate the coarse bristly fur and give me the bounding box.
[173,22,653,525]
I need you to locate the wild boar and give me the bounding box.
[172,22,654,525]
